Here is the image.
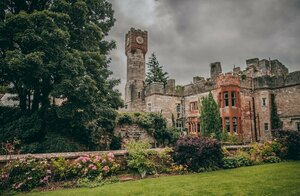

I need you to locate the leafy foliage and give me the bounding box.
[173,136,223,171]
[126,140,156,178]
[200,92,221,139]
[272,129,300,160]
[145,53,169,86]
[117,112,180,147]
[126,140,175,178]
[0,152,120,192]
[0,157,50,192]
[0,0,123,152]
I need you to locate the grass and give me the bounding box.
[26,161,300,196]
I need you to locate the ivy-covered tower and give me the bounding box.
[124,28,148,111]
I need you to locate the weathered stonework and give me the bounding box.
[120,28,300,143]
[114,124,155,149]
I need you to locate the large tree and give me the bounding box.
[199,92,221,139]
[145,53,169,86]
[0,0,123,151]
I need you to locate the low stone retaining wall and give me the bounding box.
[0,145,251,168]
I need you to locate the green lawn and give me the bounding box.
[26,161,300,196]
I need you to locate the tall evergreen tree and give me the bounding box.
[200,92,221,139]
[145,53,169,85]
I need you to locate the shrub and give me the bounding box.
[0,152,120,192]
[249,141,284,164]
[223,157,239,169]
[272,129,300,159]
[126,140,156,178]
[223,150,253,169]
[74,153,120,180]
[0,157,50,192]
[149,147,174,174]
[173,136,223,171]
[50,157,77,181]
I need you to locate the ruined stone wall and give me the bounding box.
[183,80,214,96]
[114,124,155,149]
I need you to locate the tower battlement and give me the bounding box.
[125,28,148,55]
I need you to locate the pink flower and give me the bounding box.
[102,166,109,172]
[88,164,94,168]
[107,152,114,158]
[268,141,272,144]
[94,155,102,162]
[84,168,88,175]
[92,166,97,170]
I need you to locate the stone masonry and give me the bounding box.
[121,28,300,143]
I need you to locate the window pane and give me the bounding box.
[264,123,268,131]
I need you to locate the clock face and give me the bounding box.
[136,36,144,44]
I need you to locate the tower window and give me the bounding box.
[176,103,181,113]
[231,92,236,107]
[138,92,141,99]
[233,117,238,133]
[262,98,267,107]
[224,92,229,107]
[225,117,230,132]
[264,123,269,131]
[147,103,152,112]
[296,122,300,131]
[176,103,181,118]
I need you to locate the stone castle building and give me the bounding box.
[121,28,300,142]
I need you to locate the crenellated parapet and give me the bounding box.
[253,71,300,89]
[216,72,240,88]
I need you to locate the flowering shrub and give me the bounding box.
[0,157,50,192]
[74,153,120,180]
[173,136,223,171]
[0,152,120,192]
[169,164,188,175]
[250,141,284,164]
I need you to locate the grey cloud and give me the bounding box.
[108,0,300,97]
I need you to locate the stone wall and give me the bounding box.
[114,124,155,149]
[253,90,272,141]
[273,85,300,131]
[145,94,181,126]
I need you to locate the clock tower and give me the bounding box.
[124,28,148,111]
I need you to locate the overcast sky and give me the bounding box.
[107,0,300,97]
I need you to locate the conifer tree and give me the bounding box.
[200,92,221,139]
[145,53,169,85]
